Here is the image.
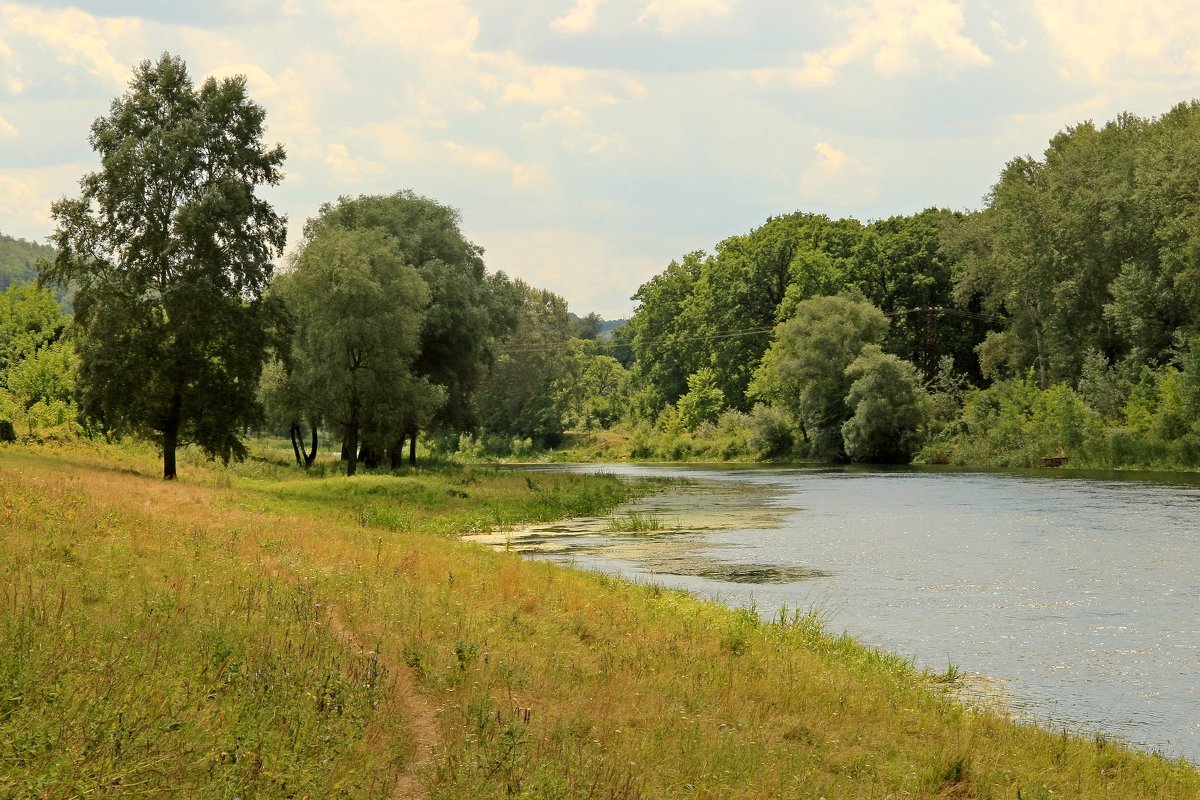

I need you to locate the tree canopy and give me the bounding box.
[270,225,431,475]
[301,192,515,452]
[43,53,286,479]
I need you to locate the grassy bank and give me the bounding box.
[2,443,1197,798]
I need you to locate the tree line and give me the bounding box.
[7,52,1200,475]
[0,54,615,478]
[610,101,1200,467]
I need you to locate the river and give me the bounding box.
[471,463,1200,763]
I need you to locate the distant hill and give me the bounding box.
[0,232,55,292]
[568,311,628,340]
[0,232,72,308]
[596,318,627,338]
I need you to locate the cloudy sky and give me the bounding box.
[1,1,1199,316]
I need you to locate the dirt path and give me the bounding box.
[325,601,440,800]
[256,554,440,800]
[7,453,442,797]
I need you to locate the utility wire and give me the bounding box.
[494,306,1006,356]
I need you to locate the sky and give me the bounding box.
[1,1,1200,317]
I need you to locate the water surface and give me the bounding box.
[473,463,1200,762]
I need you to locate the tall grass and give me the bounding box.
[2,441,1198,798]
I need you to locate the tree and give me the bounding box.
[554,343,630,430]
[272,226,431,476]
[304,192,515,460]
[675,368,725,431]
[0,233,56,294]
[627,251,706,413]
[477,279,574,447]
[0,284,76,439]
[841,346,929,463]
[750,294,888,459]
[43,54,286,479]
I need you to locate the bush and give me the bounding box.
[746,404,794,458]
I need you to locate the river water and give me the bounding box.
[474,463,1200,762]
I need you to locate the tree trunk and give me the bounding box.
[303,423,318,468]
[163,387,182,481]
[346,406,359,477]
[359,441,382,469]
[289,421,303,466]
[1025,293,1049,390]
[389,436,406,470]
[409,428,417,466]
[163,426,178,480]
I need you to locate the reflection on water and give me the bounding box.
[470,463,1200,763]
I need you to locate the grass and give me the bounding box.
[605,510,669,533]
[2,439,1199,798]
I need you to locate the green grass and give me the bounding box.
[2,439,1199,798]
[605,510,668,533]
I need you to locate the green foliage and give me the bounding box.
[272,225,432,475]
[745,403,794,458]
[554,344,631,431]
[841,346,930,463]
[304,192,515,440]
[952,103,1200,389]
[0,284,77,440]
[675,368,725,431]
[752,294,889,460]
[43,54,286,479]
[913,364,1200,469]
[1076,349,1127,421]
[0,232,56,294]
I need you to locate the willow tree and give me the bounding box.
[750,294,888,459]
[273,226,431,476]
[44,54,286,479]
[306,192,514,461]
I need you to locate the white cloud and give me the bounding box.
[989,19,1025,53]
[0,164,88,241]
[1031,0,1200,84]
[742,0,990,88]
[525,106,589,129]
[470,226,664,316]
[441,140,549,188]
[568,131,627,156]
[0,4,134,86]
[552,0,604,34]
[325,0,479,55]
[206,62,280,96]
[0,114,17,138]
[798,140,878,206]
[323,142,388,184]
[501,64,630,107]
[636,0,737,34]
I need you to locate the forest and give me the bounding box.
[5,53,1200,475]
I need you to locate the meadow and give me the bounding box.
[2,441,1198,798]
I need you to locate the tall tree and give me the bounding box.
[750,294,888,459]
[43,54,286,479]
[477,279,574,447]
[303,192,514,458]
[272,226,431,476]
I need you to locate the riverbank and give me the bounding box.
[3,442,1198,798]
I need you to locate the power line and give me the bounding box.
[497,325,776,355]
[494,306,1006,356]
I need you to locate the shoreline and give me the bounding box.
[3,442,1198,797]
